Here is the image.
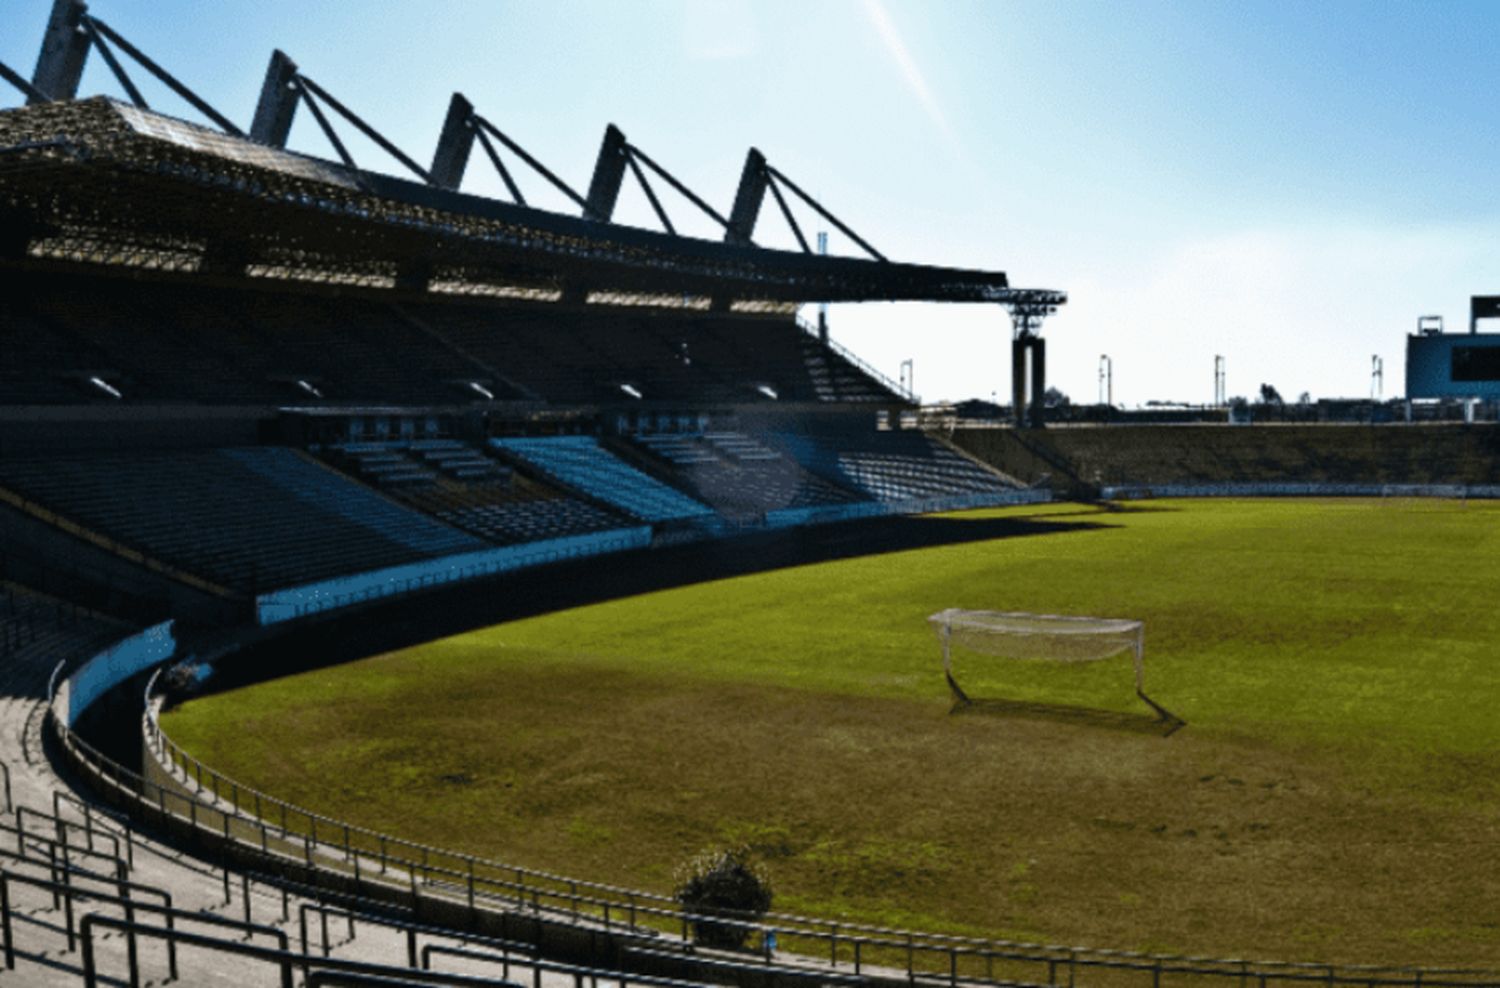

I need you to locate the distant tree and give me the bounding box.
[1297,391,1312,406]
[1043,386,1071,409]
[1258,383,1284,406]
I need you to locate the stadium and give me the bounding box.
[2,2,1499,986]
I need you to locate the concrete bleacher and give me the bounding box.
[493,436,714,522]
[326,439,628,544]
[950,423,1500,493]
[770,429,1016,503]
[630,431,862,518]
[0,448,485,593]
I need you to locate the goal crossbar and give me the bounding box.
[928,609,1183,726]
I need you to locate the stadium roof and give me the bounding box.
[0,97,1066,309]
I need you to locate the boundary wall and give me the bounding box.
[54,619,175,726]
[255,526,653,625]
[1101,482,1500,500]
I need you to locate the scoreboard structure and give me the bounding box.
[1405,297,1500,399]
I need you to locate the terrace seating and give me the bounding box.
[628,431,863,518]
[323,440,623,544]
[960,425,1500,489]
[770,429,1015,503]
[493,436,714,522]
[0,448,485,593]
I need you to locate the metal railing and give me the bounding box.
[127,672,1500,988]
[796,315,918,404]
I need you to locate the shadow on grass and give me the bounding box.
[196,506,1118,695]
[951,696,1184,737]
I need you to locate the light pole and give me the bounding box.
[1214,355,1226,406]
[1098,354,1112,406]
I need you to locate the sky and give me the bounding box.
[4,0,1499,406]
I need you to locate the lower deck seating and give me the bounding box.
[0,448,485,592]
[770,429,1015,503]
[493,437,714,522]
[0,583,131,691]
[325,440,627,544]
[629,431,862,518]
[956,424,1500,488]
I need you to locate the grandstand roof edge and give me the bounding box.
[0,98,1067,308]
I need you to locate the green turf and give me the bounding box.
[164,499,1500,965]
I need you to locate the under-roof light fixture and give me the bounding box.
[296,379,324,398]
[88,376,123,399]
[756,384,779,400]
[468,381,496,400]
[619,383,644,400]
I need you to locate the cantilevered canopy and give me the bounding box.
[0,98,1065,309]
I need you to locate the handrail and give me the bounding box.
[131,686,1500,988]
[795,315,918,404]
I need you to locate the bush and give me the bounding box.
[673,845,773,949]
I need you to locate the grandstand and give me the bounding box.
[5,0,1500,985]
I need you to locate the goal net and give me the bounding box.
[927,609,1182,727]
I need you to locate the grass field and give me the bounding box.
[164,499,1500,966]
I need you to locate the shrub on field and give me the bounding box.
[673,845,773,949]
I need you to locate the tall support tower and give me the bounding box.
[1004,296,1059,428]
[1371,355,1383,400]
[1214,355,1226,406]
[1098,354,1112,406]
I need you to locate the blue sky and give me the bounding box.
[4,1,1498,405]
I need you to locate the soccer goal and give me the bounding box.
[928,609,1184,727]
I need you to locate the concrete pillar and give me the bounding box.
[1030,337,1047,428]
[1011,338,1029,427]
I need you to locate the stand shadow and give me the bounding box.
[950,696,1185,737]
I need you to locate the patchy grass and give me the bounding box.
[165,499,1500,966]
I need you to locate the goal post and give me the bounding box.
[928,609,1183,727]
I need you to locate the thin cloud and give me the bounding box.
[861,0,954,144]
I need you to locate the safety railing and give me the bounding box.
[130,670,1500,988]
[796,315,918,404]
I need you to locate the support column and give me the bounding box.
[1029,337,1047,428]
[250,50,300,147]
[583,124,628,222]
[30,0,91,104]
[1011,338,1029,427]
